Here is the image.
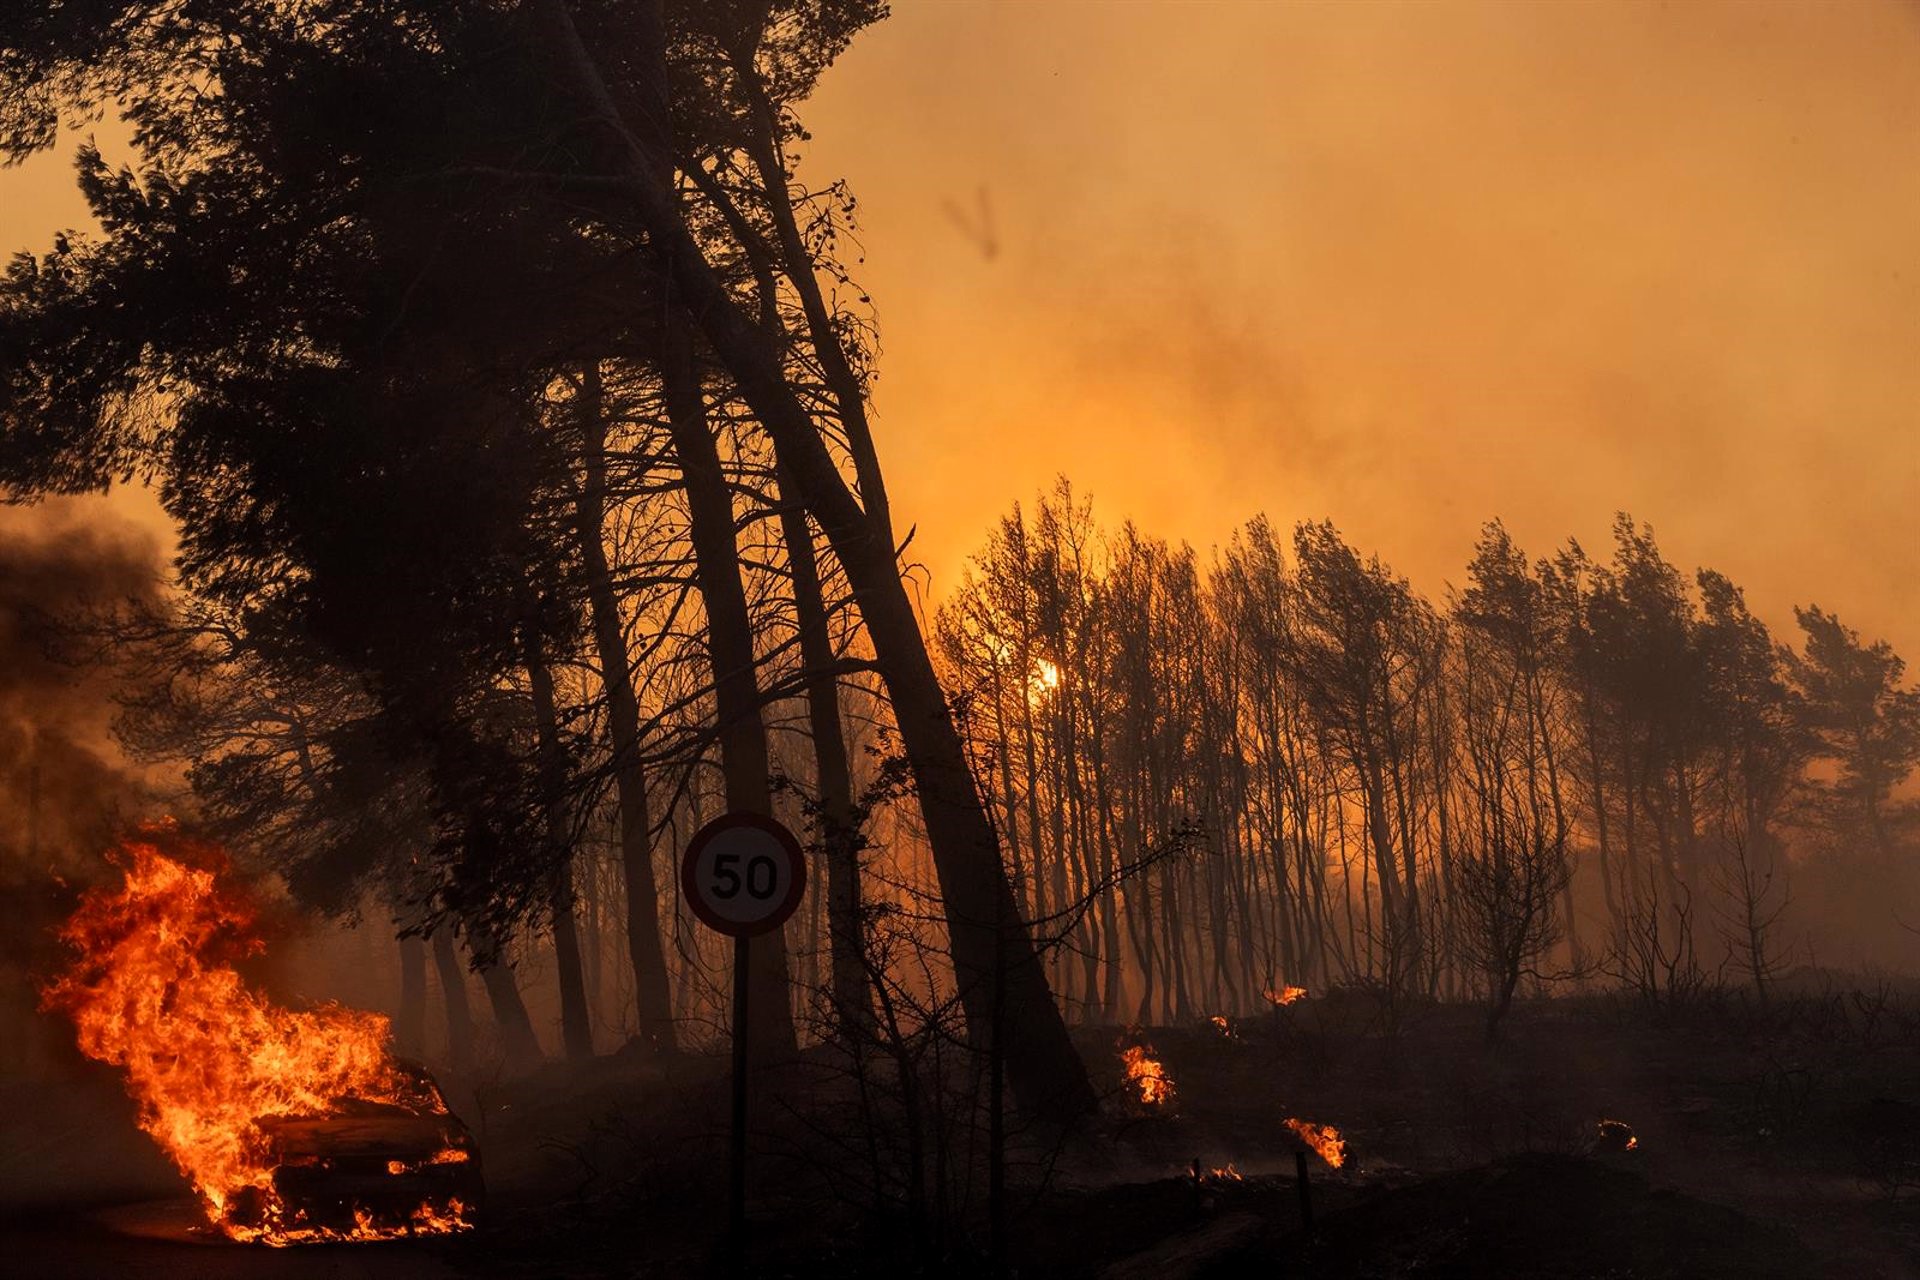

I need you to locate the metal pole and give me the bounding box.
[729,934,749,1266]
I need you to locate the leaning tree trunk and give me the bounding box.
[661,322,798,1061]
[598,0,795,1062]
[531,0,1094,1120]
[774,463,872,1038]
[573,363,677,1054]
[474,945,545,1075]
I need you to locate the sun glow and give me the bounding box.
[1029,658,1062,702]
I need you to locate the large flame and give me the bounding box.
[38,829,473,1244]
[1118,1039,1176,1108]
[1283,1117,1346,1169]
[1263,985,1308,1007]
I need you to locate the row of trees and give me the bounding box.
[936,481,1919,1034]
[3,4,1911,1102]
[0,1,1094,1115]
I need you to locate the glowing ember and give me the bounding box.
[1283,1118,1346,1168]
[38,828,477,1244]
[1208,1014,1236,1038]
[1596,1119,1640,1152]
[1263,985,1308,1006]
[1118,1038,1176,1108]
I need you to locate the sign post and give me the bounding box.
[679,813,807,1264]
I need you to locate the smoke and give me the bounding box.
[800,0,1920,660]
[0,500,167,1080]
[0,502,165,871]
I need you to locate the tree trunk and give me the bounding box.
[397,935,428,1060]
[524,625,596,1062]
[477,953,544,1074]
[430,928,476,1072]
[598,0,796,1062]
[530,0,1094,1119]
[774,463,872,1038]
[661,321,797,1061]
[573,362,677,1053]
[548,858,595,1060]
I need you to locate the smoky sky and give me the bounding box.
[796,0,1920,657]
[0,1,1915,659]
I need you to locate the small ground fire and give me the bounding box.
[38,826,479,1244]
[1284,1118,1347,1169]
[1118,1037,1177,1109]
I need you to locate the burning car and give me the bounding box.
[229,1069,483,1244]
[40,828,482,1244]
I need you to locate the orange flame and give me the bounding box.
[1208,1014,1235,1038]
[1118,1040,1176,1108]
[1193,1162,1243,1183]
[1283,1118,1346,1168]
[38,830,474,1244]
[1263,985,1308,1007]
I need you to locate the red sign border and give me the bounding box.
[679,812,808,938]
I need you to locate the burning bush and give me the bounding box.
[38,826,479,1244]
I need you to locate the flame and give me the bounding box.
[409,1197,470,1234]
[1118,1039,1176,1108]
[1263,985,1308,1006]
[1192,1162,1243,1183]
[1283,1118,1346,1168]
[1208,1014,1235,1038]
[38,830,475,1244]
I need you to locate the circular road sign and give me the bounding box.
[680,812,807,938]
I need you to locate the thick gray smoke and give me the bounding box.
[0,507,163,865]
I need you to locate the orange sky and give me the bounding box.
[2,0,1916,656]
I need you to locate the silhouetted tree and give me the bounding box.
[1787,605,1920,862]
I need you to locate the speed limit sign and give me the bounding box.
[680,812,807,938]
[684,812,807,1257]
